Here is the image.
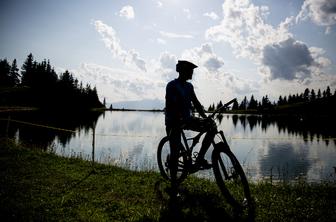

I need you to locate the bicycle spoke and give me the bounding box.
[157,136,189,183]
[212,143,253,219]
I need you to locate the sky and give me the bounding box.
[1,0,336,108]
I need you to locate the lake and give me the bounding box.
[2,110,336,183]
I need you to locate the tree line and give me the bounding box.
[0,54,103,110]
[208,86,336,115]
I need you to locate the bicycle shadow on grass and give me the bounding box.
[155,180,238,222]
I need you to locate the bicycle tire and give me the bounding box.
[157,136,189,183]
[212,142,253,216]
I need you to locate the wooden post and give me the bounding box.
[6,115,11,139]
[91,123,96,172]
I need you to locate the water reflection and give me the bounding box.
[0,110,103,150]
[1,111,336,182]
[231,114,336,146]
[259,142,311,182]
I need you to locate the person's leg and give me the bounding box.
[184,117,216,167]
[198,126,216,158]
[166,127,181,184]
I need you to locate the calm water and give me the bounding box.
[2,110,336,183]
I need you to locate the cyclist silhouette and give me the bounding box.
[165,60,216,178]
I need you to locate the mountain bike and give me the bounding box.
[157,99,253,215]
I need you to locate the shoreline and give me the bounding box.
[1,105,336,120]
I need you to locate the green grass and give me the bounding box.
[1,138,335,221]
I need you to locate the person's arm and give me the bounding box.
[190,86,207,118]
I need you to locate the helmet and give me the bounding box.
[176,60,198,73]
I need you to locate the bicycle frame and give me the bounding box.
[180,130,204,160]
[180,128,230,161]
[168,98,237,171]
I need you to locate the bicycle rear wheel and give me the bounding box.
[212,142,253,217]
[157,136,189,183]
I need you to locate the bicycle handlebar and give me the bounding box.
[207,98,237,119]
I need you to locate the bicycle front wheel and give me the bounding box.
[157,136,189,183]
[212,142,253,216]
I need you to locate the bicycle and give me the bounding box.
[157,99,253,215]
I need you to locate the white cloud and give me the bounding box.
[159,31,194,39]
[309,47,332,68]
[205,0,330,82]
[156,1,163,8]
[203,57,225,72]
[128,49,147,72]
[159,52,177,69]
[156,38,166,45]
[191,68,261,105]
[156,52,177,81]
[119,5,135,20]
[325,26,332,34]
[230,76,258,96]
[262,38,314,81]
[183,8,192,19]
[93,20,146,72]
[93,20,123,57]
[73,63,164,103]
[181,43,225,73]
[205,0,291,62]
[296,0,336,27]
[203,12,219,20]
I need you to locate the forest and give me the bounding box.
[0,54,103,110]
[209,86,336,116]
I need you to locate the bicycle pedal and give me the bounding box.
[194,159,212,170]
[190,163,212,172]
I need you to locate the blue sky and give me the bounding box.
[1,0,336,108]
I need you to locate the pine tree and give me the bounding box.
[261,95,272,109]
[326,86,331,97]
[310,89,316,101]
[317,89,322,99]
[288,94,293,104]
[303,88,310,102]
[217,100,223,110]
[277,95,283,106]
[248,95,258,109]
[21,53,34,86]
[232,99,239,110]
[208,104,214,112]
[283,96,287,105]
[239,96,247,110]
[0,59,11,86]
[59,70,75,90]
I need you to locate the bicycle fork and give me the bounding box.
[217,130,230,150]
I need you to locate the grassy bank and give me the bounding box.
[1,138,335,221]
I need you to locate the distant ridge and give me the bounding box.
[111,99,164,110]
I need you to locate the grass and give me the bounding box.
[1,138,335,221]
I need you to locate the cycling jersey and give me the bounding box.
[165,78,205,127]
